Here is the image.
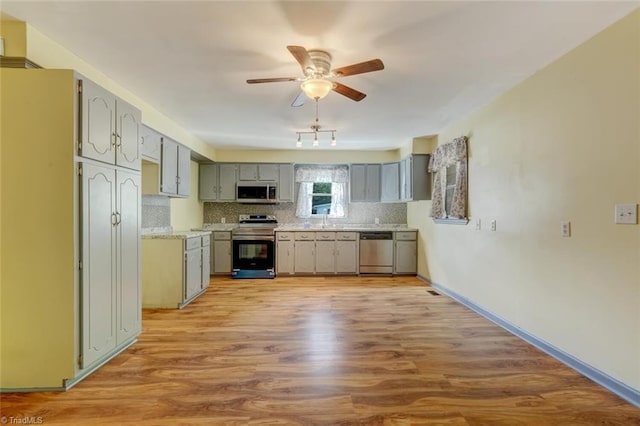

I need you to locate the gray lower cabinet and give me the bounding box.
[315,232,336,274]
[335,233,358,274]
[212,231,232,274]
[142,234,210,309]
[294,232,315,274]
[277,231,358,275]
[394,231,417,274]
[80,162,141,369]
[276,232,295,275]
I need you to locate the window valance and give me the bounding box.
[295,164,349,183]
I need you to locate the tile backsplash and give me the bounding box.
[142,195,171,229]
[142,194,408,230]
[203,201,407,225]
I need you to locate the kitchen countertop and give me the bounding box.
[274,224,417,232]
[191,223,418,232]
[196,224,238,231]
[142,230,212,239]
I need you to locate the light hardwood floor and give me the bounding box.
[2,276,639,425]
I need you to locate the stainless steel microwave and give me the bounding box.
[236,182,277,203]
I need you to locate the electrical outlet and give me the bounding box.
[475,219,481,230]
[615,204,637,224]
[561,220,571,237]
[490,220,496,231]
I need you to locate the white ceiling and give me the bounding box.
[2,1,638,151]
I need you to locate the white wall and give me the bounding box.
[409,9,640,391]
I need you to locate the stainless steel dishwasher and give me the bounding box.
[359,231,394,274]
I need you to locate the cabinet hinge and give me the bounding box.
[77,81,82,94]
[77,355,83,366]
[79,261,83,270]
[77,164,83,176]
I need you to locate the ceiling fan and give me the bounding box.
[247,45,384,107]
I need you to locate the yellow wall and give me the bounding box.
[0,19,26,56]
[170,161,203,231]
[1,69,77,388]
[409,9,640,390]
[214,149,400,164]
[0,21,217,161]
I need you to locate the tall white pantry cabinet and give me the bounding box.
[0,69,142,390]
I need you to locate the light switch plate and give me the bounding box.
[615,204,637,224]
[561,220,571,237]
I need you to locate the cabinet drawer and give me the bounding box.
[277,232,294,241]
[395,231,417,241]
[202,235,211,246]
[336,232,357,241]
[295,232,315,241]
[185,237,201,250]
[213,231,231,240]
[316,232,336,240]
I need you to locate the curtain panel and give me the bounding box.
[295,165,348,218]
[428,136,468,220]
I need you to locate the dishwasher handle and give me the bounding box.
[360,232,393,240]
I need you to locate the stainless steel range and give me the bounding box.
[231,214,277,279]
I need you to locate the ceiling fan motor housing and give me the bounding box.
[307,50,332,76]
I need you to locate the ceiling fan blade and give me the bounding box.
[332,59,384,77]
[291,91,306,107]
[332,82,366,102]
[247,77,298,84]
[287,45,314,74]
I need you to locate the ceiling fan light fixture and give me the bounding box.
[301,78,334,100]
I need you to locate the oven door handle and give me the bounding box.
[232,236,275,241]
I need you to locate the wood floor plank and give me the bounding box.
[1,276,638,425]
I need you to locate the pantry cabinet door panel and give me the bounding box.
[116,170,142,344]
[81,162,118,368]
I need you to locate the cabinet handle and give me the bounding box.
[111,132,117,147]
[115,212,122,225]
[115,133,122,147]
[111,212,118,226]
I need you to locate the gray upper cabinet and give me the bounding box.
[199,163,218,201]
[199,163,236,202]
[140,125,162,163]
[350,164,381,202]
[161,138,178,195]
[400,154,431,201]
[381,162,400,202]
[177,144,191,197]
[218,163,238,201]
[278,164,294,202]
[80,78,141,171]
[239,163,279,181]
[161,137,190,197]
